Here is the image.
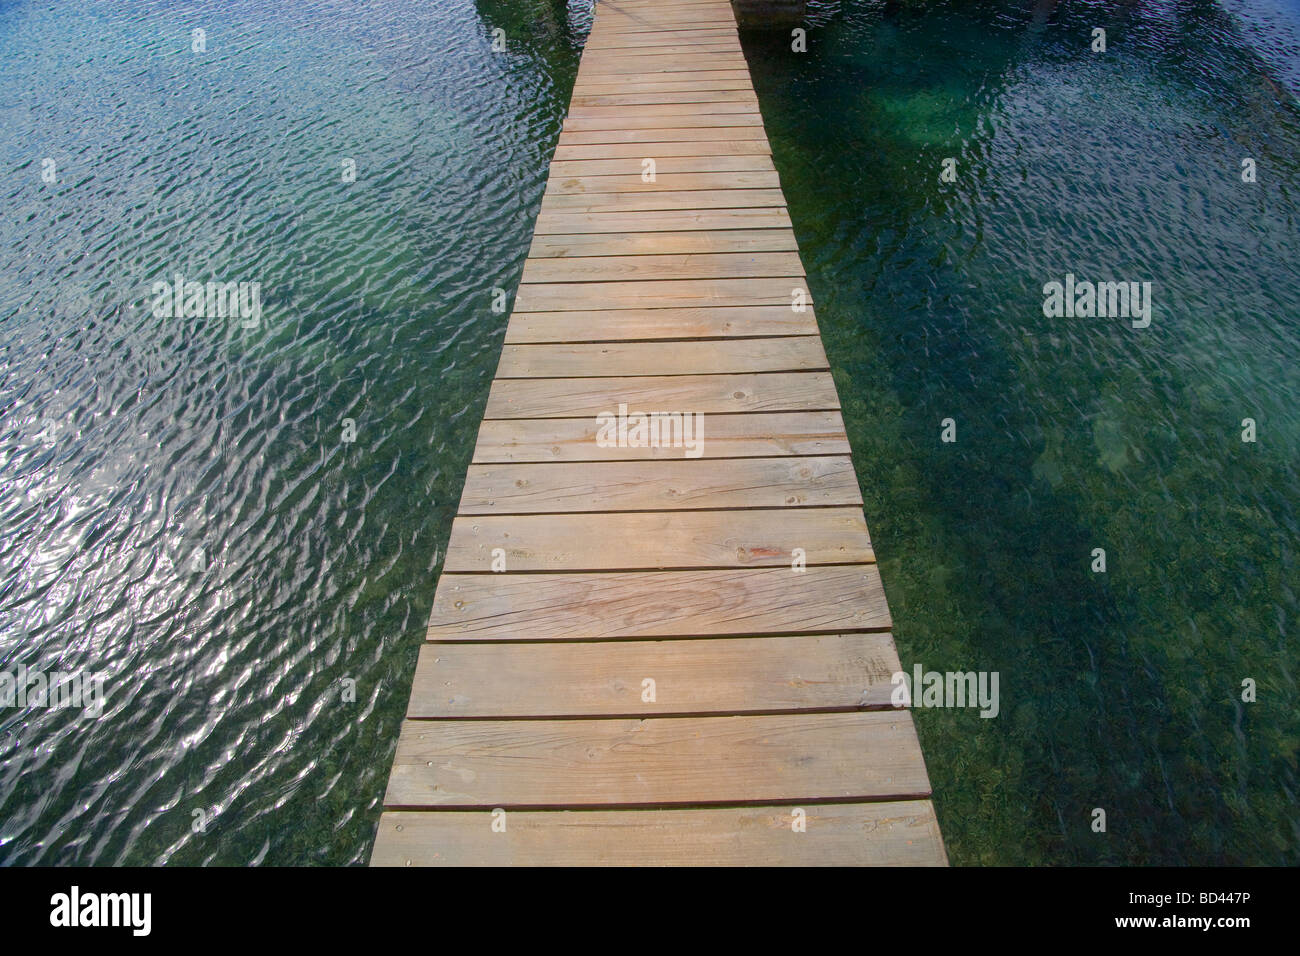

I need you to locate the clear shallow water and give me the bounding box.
[743,0,1299,863]
[1,0,1295,868]
[0,0,589,864]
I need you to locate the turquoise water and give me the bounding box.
[743,0,1300,863]
[0,0,588,864]
[0,0,1295,865]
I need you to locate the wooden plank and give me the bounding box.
[597,3,737,15]
[556,127,769,146]
[582,42,739,57]
[563,113,764,132]
[586,30,736,43]
[571,76,755,96]
[513,277,807,311]
[533,207,790,234]
[584,33,737,51]
[528,229,795,258]
[595,10,737,30]
[519,251,803,283]
[578,56,750,76]
[383,711,928,807]
[545,170,780,194]
[539,189,787,214]
[569,89,760,107]
[595,8,737,24]
[574,70,752,85]
[371,801,947,866]
[442,508,873,572]
[566,101,760,118]
[552,140,771,161]
[459,456,862,512]
[484,371,838,419]
[548,155,773,178]
[505,303,816,341]
[425,565,891,641]
[405,633,900,718]
[590,27,739,41]
[496,337,827,377]
[471,411,849,462]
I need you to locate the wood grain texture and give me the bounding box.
[371,801,947,866]
[555,126,769,145]
[495,337,827,377]
[383,712,929,808]
[540,188,787,213]
[520,250,803,283]
[576,56,749,76]
[548,154,773,177]
[569,80,757,101]
[471,411,850,462]
[582,42,739,57]
[567,90,760,108]
[406,633,899,718]
[459,456,863,512]
[532,206,789,233]
[584,32,736,50]
[552,140,771,161]
[442,507,872,571]
[425,565,892,641]
[527,229,797,259]
[505,304,817,342]
[513,278,808,311]
[484,371,838,419]
[544,169,780,193]
[562,112,763,131]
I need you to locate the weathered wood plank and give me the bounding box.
[545,170,780,194]
[442,508,872,572]
[405,633,899,718]
[582,43,739,58]
[471,411,849,462]
[484,371,838,419]
[556,126,769,145]
[539,189,787,214]
[527,229,795,259]
[552,140,771,161]
[505,303,816,341]
[566,102,760,120]
[513,277,807,311]
[533,206,790,234]
[584,34,737,52]
[548,155,773,178]
[563,113,764,132]
[371,801,947,866]
[595,9,737,29]
[578,56,750,76]
[425,565,891,641]
[383,712,928,807]
[586,28,736,42]
[459,456,862,512]
[570,76,755,97]
[519,251,803,283]
[569,89,760,107]
[496,338,827,377]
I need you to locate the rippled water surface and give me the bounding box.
[2,0,1297,866]
[1,0,588,864]
[744,0,1299,863]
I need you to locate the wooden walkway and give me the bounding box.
[370,0,946,866]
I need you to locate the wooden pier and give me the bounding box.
[370,0,946,866]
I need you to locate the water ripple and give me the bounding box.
[0,0,588,864]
